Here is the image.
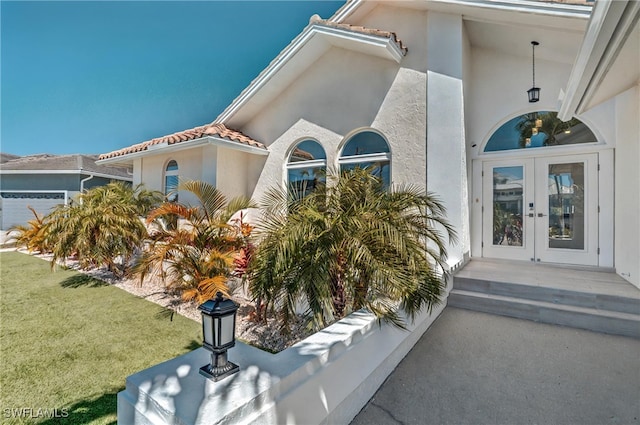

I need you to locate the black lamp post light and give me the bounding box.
[198,292,240,381]
[527,41,541,103]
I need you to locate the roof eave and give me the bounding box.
[97,136,268,165]
[0,169,132,181]
[558,0,640,120]
[204,136,270,156]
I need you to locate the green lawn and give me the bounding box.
[0,251,201,425]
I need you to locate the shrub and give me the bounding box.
[133,180,255,303]
[249,167,456,330]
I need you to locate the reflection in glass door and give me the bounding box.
[483,154,598,266]
[492,166,524,247]
[535,154,598,265]
[547,162,585,250]
[483,159,535,262]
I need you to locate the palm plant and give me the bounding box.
[249,167,456,330]
[9,206,53,253]
[133,180,255,303]
[45,182,163,276]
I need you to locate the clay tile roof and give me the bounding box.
[99,123,266,160]
[309,16,408,56]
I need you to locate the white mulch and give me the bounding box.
[5,248,313,353]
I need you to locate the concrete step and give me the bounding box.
[448,289,640,339]
[453,276,640,315]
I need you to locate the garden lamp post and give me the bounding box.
[198,292,240,381]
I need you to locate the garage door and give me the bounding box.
[1,191,67,230]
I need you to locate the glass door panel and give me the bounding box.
[492,166,524,247]
[534,154,598,266]
[483,154,598,266]
[482,159,534,262]
[547,162,585,250]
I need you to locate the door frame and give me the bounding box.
[482,158,535,262]
[533,154,599,265]
[478,150,614,268]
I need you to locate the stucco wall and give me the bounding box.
[465,33,621,268]
[240,7,476,268]
[242,46,429,205]
[139,147,208,205]
[239,4,435,200]
[466,48,574,154]
[135,145,255,204]
[354,4,429,73]
[614,85,640,288]
[216,148,251,200]
[426,12,470,268]
[117,291,450,425]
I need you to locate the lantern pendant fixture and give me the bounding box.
[527,41,541,103]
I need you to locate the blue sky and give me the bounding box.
[1,1,344,156]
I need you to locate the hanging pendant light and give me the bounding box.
[527,41,540,103]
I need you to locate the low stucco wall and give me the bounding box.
[117,283,450,425]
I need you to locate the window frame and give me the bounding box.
[164,159,179,201]
[338,130,392,187]
[285,139,327,199]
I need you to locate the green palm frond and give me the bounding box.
[135,180,253,303]
[178,180,227,221]
[249,167,456,329]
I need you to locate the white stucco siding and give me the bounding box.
[216,148,251,200]
[250,120,341,204]
[139,148,207,205]
[614,85,640,288]
[243,47,402,145]
[467,48,574,153]
[426,12,470,268]
[132,158,143,187]
[201,145,218,189]
[351,4,429,73]
[240,37,433,203]
[245,63,430,203]
[139,155,165,193]
[371,67,427,190]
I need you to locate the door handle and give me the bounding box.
[537,213,547,217]
[528,213,534,217]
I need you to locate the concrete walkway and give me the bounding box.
[351,307,640,425]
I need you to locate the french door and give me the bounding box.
[482,154,599,266]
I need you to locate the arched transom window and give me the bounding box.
[164,160,179,201]
[339,130,391,186]
[484,111,597,152]
[286,140,327,199]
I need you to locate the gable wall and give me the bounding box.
[466,48,574,154]
[242,6,430,206]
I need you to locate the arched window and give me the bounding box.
[164,160,179,201]
[339,130,391,186]
[484,111,597,152]
[286,140,326,199]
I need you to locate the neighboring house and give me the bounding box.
[98,0,640,288]
[0,154,132,229]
